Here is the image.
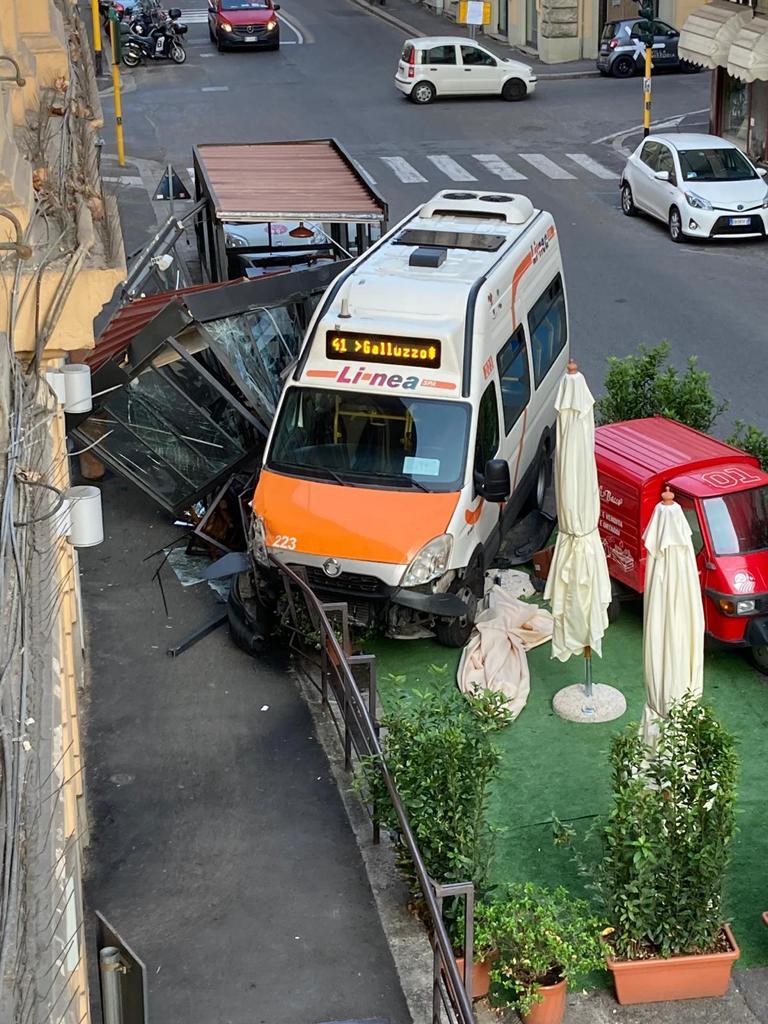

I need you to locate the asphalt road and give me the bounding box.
[100,0,766,429]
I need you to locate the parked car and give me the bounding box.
[620,133,768,243]
[597,17,698,78]
[395,36,536,104]
[207,0,280,51]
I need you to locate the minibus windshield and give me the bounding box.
[703,486,768,556]
[268,387,470,491]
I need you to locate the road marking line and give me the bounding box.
[186,167,195,181]
[181,12,209,22]
[277,12,304,43]
[518,153,575,180]
[426,155,477,181]
[352,160,377,186]
[566,153,617,179]
[102,175,143,186]
[591,108,709,144]
[380,157,427,183]
[201,85,229,91]
[472,154,527,180]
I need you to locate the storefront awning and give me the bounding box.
[728,14,768,82]
[679,0,753,70]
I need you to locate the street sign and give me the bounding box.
[458,0,491,25]
[154,165,190,201]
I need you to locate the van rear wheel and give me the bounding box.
[749,644,768,675]
[434,581,477,648]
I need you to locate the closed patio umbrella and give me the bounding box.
[640,488,705,751]
[547,361,625,723]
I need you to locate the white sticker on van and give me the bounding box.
[403,456,440,476]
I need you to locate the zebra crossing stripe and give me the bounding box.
[472,154,527,180]
[566,153,618,179]
[181,10,209,22]
[518,154,576,180]
[380,157,427,183]
[426,155,477,182]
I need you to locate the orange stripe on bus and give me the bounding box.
[306,369,337,378]
[465,500,484,525]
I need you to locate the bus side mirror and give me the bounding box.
[483,459,511,502]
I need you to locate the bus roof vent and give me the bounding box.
[409,246,447,268]
[419,190,534,225]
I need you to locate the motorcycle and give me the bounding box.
[120,9,188,66]
[127,0,163,36]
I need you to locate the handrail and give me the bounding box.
[269,554,476,1024]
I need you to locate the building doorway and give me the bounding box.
[526,0,538,47]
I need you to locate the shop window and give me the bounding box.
[722,73,749,143]
[749,80,768,164]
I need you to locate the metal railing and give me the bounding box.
[270,555,476,1024]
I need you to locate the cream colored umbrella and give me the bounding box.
[640,488,705,751]
[546,362,625,723]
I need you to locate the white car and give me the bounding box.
[395,36,536,105]
[620,133,768,243]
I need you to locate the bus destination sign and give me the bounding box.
[326,331,441,369]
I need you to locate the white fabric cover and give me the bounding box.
[457,586,553,720]
[640,500,705,751]
[544,371,612,661]
[679,0,753,70]
[728,14,768,83]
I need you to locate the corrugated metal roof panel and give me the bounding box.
[195,140,386,222]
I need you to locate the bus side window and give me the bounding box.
[474,382,500,482]
[527,272,567,388]
[497,325,531,435]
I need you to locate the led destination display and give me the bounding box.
[326,331,441,369]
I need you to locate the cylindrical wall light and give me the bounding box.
[62,364,92,414]
[65,486,104,547]
[45,370,67,404]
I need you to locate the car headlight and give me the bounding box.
[251,514,270,566]
[718,597,756,615]
[400,534,452,588]
[736,598,756,615]
[266,18,277,30]
[762,192,768,208]
[220,20,233,31]
[684,191,712,211]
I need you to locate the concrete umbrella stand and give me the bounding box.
[544,361,626,724]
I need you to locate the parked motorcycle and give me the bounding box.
[120,9,188,66]
[127,0,163,36]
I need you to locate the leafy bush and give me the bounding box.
[726,420,768,471]
[475,883,606,1015]
[595,342,727,432]
[556,699,738,960]
[361,687,501,927]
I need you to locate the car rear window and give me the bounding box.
[401,43,414,62]
[601,22,618,41]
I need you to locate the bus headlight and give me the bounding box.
[251,514,270,566]
[401,534,452,587]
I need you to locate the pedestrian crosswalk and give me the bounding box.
[179,8,209,23]
[365,151,620,186]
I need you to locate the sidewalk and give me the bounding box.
[348,0,599,78]
[81,478,411,1024]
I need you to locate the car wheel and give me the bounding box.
[502,78,527,101]
[522,443,552,514]
[749,644,768,675]
[669,206,684,243]
[410,81,436,105]
[612,56,635,78]
[621,182,637,217]
[434,580,478,648]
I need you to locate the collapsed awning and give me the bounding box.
[679,0,753,69]
[728,13,768,82]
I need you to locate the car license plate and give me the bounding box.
[729,216,750,226]
[245,35,256,41]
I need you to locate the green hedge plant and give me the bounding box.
[595,342,727,432]
[557,698,738,960]
[475,882,606,1015]
[726,420,768,471]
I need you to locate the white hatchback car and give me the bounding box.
[620,133,768,243]
[395,37,536,104]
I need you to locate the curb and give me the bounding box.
[347,0,601,79]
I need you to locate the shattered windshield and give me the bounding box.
[268,386,470,492]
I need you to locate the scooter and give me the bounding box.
[127,0,163,35]
[120,9,187,66]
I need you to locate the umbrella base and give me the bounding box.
[552,683,627,723]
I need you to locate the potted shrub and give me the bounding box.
[560,698,740,1005]
[475,882,605,1024]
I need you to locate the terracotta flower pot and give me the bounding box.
[521,976,567,1024]
[454,955,493,1000]
[606,924,740,1005]
[762,912,768,928]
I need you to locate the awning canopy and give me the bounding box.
[728,13,768,82]
[679,0,753,70]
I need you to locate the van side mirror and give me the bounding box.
[482,459,511,502]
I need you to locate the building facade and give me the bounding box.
[0,1,125,1022]
[680,0,768,164]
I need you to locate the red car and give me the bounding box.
[595,417,768,674]
[207,0,281,51]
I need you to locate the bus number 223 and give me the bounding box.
[273,535,297,550]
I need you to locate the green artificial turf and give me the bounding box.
[365,598,768,969]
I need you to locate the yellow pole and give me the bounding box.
[109,17,125,167]
[643,44,653,137]
[91,0,103,76]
